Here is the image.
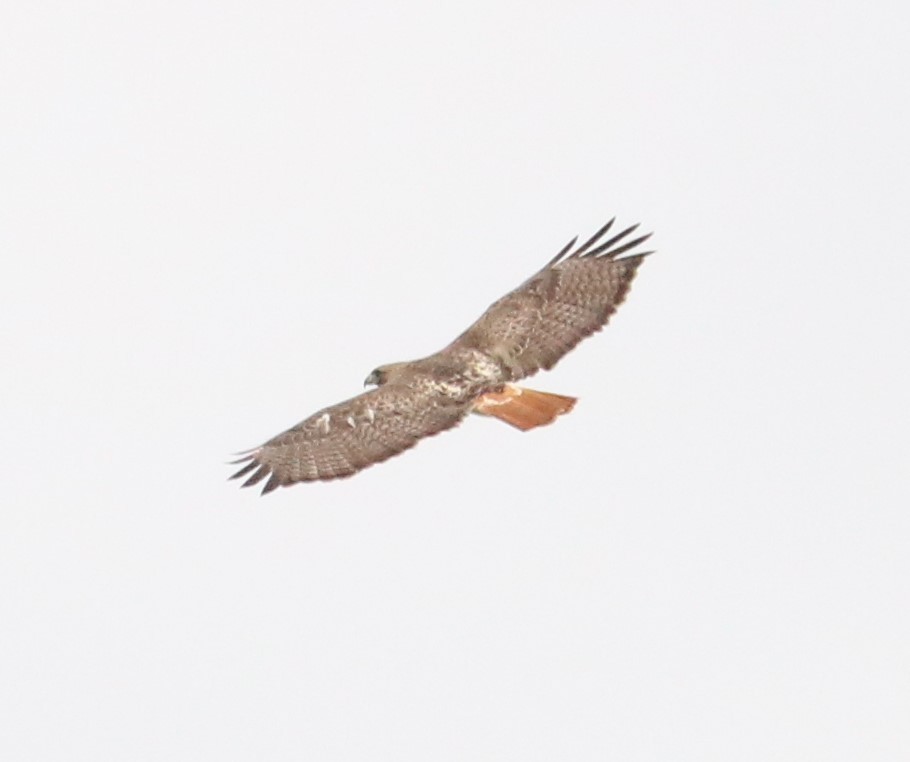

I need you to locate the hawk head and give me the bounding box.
[364,362,410,387]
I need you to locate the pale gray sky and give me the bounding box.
[1,2,908,760]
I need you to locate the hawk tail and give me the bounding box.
[473,386,577,431]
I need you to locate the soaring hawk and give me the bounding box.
[231,218,652,492]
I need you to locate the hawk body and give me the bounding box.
[231,218,652,492]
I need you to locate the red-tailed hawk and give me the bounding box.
[231,218,652,493]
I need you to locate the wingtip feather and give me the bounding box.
[229,460,259,481]
[261,474,281,495]
[608,233,653,259]
[542,218,652,267]
[242,464,271,488]
[544,235,579,268]
[571,217,616,258]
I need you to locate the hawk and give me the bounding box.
[231,218,652,493]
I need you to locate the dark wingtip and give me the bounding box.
[581,223,636,258]
[571,217,616,258]
[588,225,654,260]
[240,463,271,488]
[544,235,579,268]
[261,474,281,495]
[608,232,653,259]
[541,218,653,270]
[229,459,259,481]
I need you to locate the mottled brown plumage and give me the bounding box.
[231,218,652,493]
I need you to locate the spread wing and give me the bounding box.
[230,384,470,493]
[451,219,652,380]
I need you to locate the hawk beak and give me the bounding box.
[364,370,380,388]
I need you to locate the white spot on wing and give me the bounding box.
[430,380,464,397]
[346,416,356,428]
[365,408,375,424]
[318,413,330,433]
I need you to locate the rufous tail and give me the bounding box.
[473,385,577,431]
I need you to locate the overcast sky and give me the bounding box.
[1,2,908,760]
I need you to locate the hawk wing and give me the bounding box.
[451,219,652,379]
[230,384,470,492]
